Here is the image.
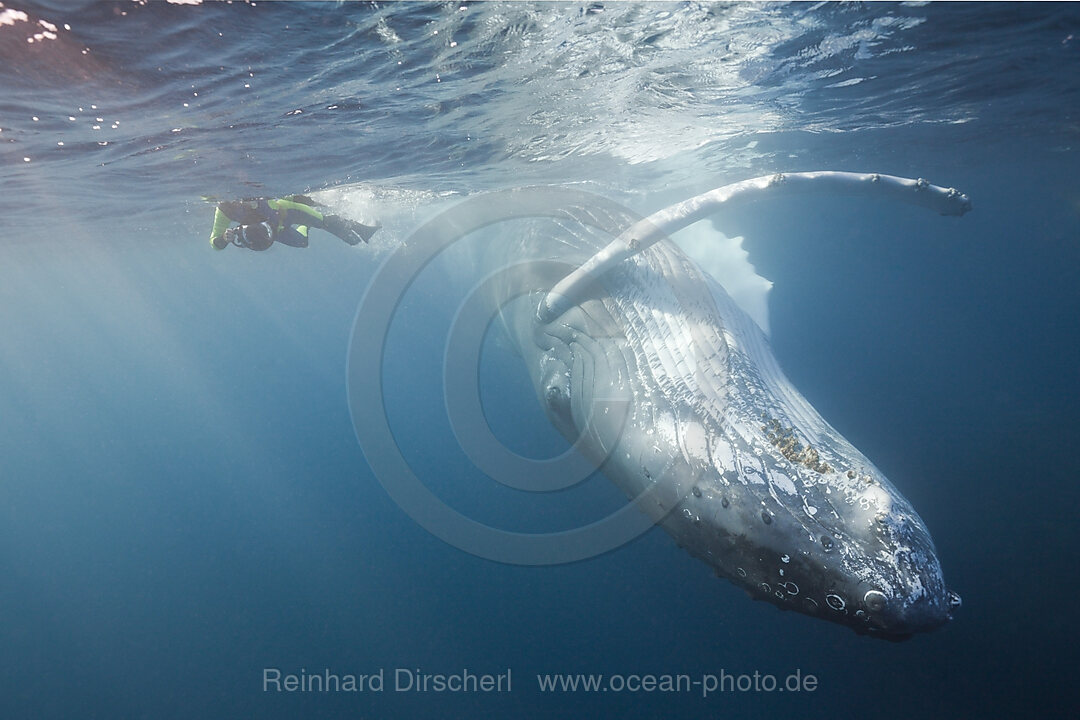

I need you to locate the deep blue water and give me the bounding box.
[1,2,1078,718]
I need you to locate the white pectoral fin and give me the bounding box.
[539,172,969,324]
[671,221,773,336]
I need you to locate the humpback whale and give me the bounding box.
[350,171,968,640]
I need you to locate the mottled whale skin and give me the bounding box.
[497,176,964,639]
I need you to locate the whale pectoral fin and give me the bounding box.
[670,221,773,337]
[538,172,970,324]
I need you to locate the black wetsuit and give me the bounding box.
[210,196,379,250]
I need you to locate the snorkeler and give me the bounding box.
[209,195,380,251]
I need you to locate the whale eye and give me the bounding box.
[543,382,574,428]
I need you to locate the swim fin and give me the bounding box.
[322,215,381,245]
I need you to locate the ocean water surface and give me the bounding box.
[1,1,1078,718]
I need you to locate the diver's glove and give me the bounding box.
[211,234,229,250]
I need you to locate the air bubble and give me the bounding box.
[947,590,962,611]
[863,590,887,612]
